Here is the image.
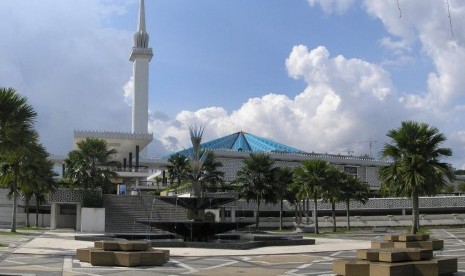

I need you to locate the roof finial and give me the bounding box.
[134,0,149,48]
[138,0,146,33]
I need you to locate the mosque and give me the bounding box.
[27,0,465,232]
[59,0,388,196]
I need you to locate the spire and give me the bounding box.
[133,0,149,49]
[138,0,146,33]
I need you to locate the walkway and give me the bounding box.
[0,228,464,275]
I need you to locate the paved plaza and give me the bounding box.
[1,228,465,275]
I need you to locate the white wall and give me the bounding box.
[80,207,105,233]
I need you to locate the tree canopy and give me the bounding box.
[379,121,454,234]
[64,138,120,193]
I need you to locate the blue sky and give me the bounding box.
[1,0,465,168]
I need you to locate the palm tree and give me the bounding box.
[201,151,225,192]
[320,166,344,232]
[166,153,189,188]
[275,167,294,230]
[64,138,120,193]
[339,174,370,230]
[21,143,57,227]
[234,153,277,231]
[0,87,38,232]
[292,159,330,234]
[379,121,454,234]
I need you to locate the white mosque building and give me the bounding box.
[4,0,463,232]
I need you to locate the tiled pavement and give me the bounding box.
[1,228,465,276]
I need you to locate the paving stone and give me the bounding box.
[437,257,458,275]
[356,249,379,261]
[413,260,439,276]
[95,240,120,251]
[89,250,115,266]
[394,241,419,248]
[114,251,141,267]
[415,234,430,241]
[333,258,370,276]
[118,241,150,251]
[384,235,399,242]
[398,234,418,242]
[418,240,444,250]
[371,241,394,249]
[369,262,414,276]
[140,250,169,266]
[379,250,420,262]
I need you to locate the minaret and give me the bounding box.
[130,0,153,134]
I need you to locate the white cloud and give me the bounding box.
[123,76,134,106]
[364,0,465,107]
[0,0,134,154]
[307,0,356,14]
[152,45,407,159]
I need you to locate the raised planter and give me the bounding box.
[81,207,105,233]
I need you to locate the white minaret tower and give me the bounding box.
[130,0,153,134]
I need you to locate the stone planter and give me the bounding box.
[81,207,105,233]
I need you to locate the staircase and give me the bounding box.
[103,195,188,234]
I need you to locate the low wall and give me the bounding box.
[230,214,465,229]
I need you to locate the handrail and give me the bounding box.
[136,188,150,219]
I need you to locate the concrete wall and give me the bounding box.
[80,207,105,232]
[0,189,26,228]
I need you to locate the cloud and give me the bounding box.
[0,0,134,154]
[152,45,407,159]
[364,0,465,107]
[123,76,134,106]
[307,0,356,14]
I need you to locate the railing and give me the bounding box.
[113,166,149,173]
[135,187,150,219]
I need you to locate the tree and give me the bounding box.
[339,174,370,230]
[320,166,344,232]
[166,153,189,187]
[0,87,38,232]
[200,151,225,192]
[64,138,120,193]
[234,153,277,231]
[292,159,330,234]
[458,182,465,193]
[379,121,454,234]
[275,167,294,230]
[20,143,57,227]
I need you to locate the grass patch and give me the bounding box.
[18,226,47,231]
[0,231,22,236]
[0,243,7,247]
[417,227,430,235]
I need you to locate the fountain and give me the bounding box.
[136,126,314,248]
[137,194,253,242]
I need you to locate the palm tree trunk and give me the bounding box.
[346,199,351,231]
[305,197,310,224]
[313,197,319,234]
[11,172,18,232]
[35,197,40,228]
[294,204,298,224]
[412,190,420,234]
[331,201,336,232]
[279,199,283,231]
[255,198,260,232]
[25,199,30,228]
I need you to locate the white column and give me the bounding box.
[132,57,150,134]
[50,203,57,229]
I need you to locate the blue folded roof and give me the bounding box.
[175,131,305,156]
